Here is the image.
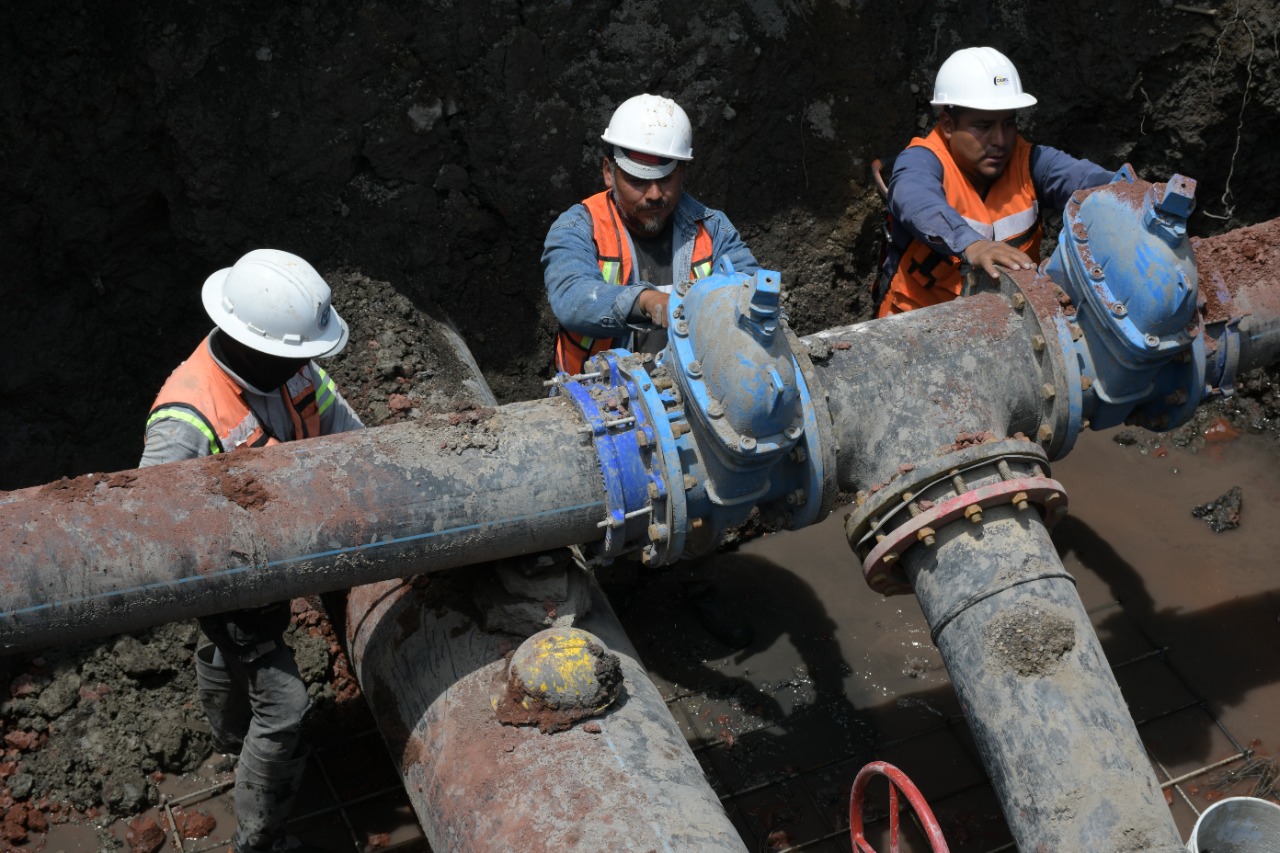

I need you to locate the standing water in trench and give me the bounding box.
[604,422,1280,851]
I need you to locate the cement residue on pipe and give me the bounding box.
[985,604,1076,676]
[213,467,272,511]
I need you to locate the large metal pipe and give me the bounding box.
[347,573,747,852]
[808,285,1183,851]
[0,399,607,652]
[1194,218,1280,377]
[342,323,746,852]
[2,184,1278,849]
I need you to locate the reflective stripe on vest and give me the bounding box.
[878,128,1040,317]
[146,337,322,454]
[554,191,714,374]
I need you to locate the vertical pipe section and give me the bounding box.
[0,398,607,654]
[347,573,748,852]
[807,297,1185,852]
[909,504,1182,851]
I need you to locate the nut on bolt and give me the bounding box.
[917,527,936,546]
[1012,491,1029,511]
[647,523,669,543]
[1011,293,1026,310]
[964,504,983,524]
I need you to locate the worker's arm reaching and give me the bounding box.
[543,195,760,338]
[889,144,1114,279]
[542,203,659,340]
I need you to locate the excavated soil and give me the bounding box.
[1,0,1279,848]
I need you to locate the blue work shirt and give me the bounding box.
[542,191,759,345]
[886,143,1114,259]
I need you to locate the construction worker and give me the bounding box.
[140,248,361,853]
[543,92,759,374]
[541,93,758,649]
[875,46,1114,317]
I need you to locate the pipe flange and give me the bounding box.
[857,476,1068,596]
[967,268,1082,458]
[554,350,687,563]
[845,438,1049,547]
[605,353,693,566]
[782,325,838,529]
[844,439,1064,597]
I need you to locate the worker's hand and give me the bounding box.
[963,240,1035,279]
[635,289,670,328]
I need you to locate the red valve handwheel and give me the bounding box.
[849,761,951,853]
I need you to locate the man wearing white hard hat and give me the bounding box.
[875,46,1113,317]
[541,94,759,649]
[543,92,759,375]
[140,249,362,853]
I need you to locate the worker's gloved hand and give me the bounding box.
[963,240,1035,279]
[634,289,670,328]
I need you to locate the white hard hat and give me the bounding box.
[930,47,1037,111]
[600,94,693,180]
[202,249,349,359]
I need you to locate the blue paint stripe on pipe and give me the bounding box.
[1,499,606,618]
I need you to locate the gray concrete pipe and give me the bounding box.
[0,398,607,653]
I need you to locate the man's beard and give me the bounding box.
[611,170,670,235]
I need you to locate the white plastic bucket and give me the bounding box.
[1186,796,1280,852]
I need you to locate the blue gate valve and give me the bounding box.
[1045,166,1207,433]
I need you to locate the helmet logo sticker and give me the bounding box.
[318,305,331,331]
[993,75,1011,87]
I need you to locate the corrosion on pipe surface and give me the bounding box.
[0,398,605,654]
[347,575,747,852]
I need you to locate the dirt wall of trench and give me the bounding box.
[2,0,1278,490]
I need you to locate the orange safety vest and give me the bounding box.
[554,191,714,374]
[145,336,333,454]
[877,128,1040,317]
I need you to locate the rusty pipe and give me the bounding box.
[0,399,606,653]
[347,573,747,852]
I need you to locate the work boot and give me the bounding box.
[231,743,310,853]
[195,643,251,754]
[686,580,754,650]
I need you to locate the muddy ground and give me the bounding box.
[1,0,1279,849]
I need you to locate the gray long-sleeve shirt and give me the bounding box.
[139,331,364,468]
